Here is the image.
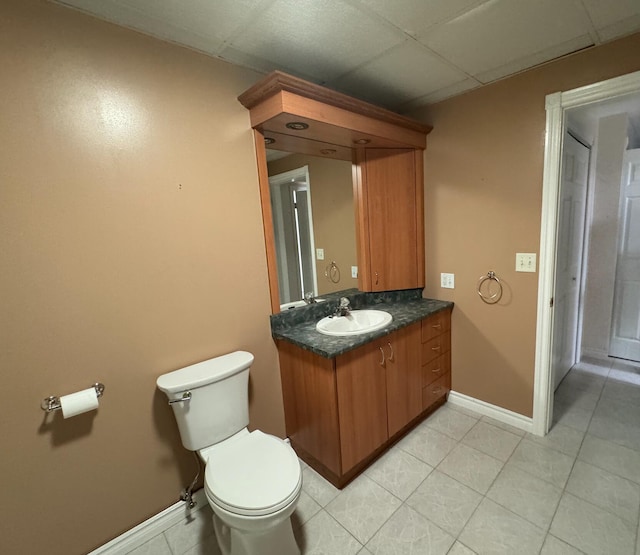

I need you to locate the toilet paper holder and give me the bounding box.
[41,383,105,412]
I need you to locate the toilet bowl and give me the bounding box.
[200,429,302,555]
[156,351,302,555]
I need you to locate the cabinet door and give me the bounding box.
[386,323,422,437]
[336,341,388,473]
[354,148,424,291]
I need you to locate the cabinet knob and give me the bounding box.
[375,272,379,285]
[432,386,443,394]
[379,346,385,366]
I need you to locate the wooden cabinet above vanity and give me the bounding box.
[238,71,431,312]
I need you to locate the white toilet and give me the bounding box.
[157,351,302,555]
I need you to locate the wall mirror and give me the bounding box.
[266,149,358,310]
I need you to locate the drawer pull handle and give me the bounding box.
[375,272,379,285]
[432,386,443,394]
[387,342,394,362]
[431,346,441,352]
[432,324,442,329]
[432,367,441,373]
[379,346,385,366]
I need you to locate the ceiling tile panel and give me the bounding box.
[594,15,640,42]
[329,40,473,107]
[57,0,266,54]
[53,0,640,108]
[355,0,491,36]
[419,0,593,77]
[581,0,640,29]
[399,78,480,111]
[475,35,594,84]
[223,0,405,82]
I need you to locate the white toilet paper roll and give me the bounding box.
[59,388,99,419]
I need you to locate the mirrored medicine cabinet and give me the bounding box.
[238,71,432,314]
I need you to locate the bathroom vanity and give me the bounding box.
[271,292,452,488]
[239,74,449,487]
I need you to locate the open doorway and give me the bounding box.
[269,166,318,306]
[534,70,640,436]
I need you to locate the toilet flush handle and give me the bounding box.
[168,391,192,405]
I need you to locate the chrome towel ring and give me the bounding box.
[477,271,503,304]
[325,261,340,283]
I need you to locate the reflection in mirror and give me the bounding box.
[267,150,358,310]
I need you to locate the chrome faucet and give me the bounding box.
[333,297,351,317]
[304,292,317,304]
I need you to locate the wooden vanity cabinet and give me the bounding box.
[278,319,443,487]
[354,148,425,292]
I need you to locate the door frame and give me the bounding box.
[533,70,640,436]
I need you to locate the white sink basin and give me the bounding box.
[316,310,393,336]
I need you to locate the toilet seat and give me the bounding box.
[204,430,301,517]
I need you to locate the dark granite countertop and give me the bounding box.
[270,288,453,358]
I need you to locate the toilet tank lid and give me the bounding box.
[157,351,254,394]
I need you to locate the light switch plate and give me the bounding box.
[316,248,324,260]
[351,266,358,278]
[516,253,536,272]
[441,273,455,289]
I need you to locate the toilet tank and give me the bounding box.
[157,351,254,451]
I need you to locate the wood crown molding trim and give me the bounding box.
[238,71,432,136]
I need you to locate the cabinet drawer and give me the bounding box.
[422,353,451,387]
[421,331,451,364]
[421,311,451,343]
[422,374,450,411]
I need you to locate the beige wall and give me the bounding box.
[0,1,283,553]
[581,114,629,359]
[268,153,358,296]
[5,1,640,551]
[413,32,640,416]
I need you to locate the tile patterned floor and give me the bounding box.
[128,357,640,555]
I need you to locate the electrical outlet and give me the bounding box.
[316,248,324,260]
[516,253,537,272]
[441,273,455,289]
[351,266,358,278]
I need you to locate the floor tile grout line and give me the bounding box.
[540,363,628,546]
[543,362,640,553]
[314,507,364,551]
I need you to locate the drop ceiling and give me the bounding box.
[54,0,640,111]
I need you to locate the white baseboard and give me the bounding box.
[89,489,207,555]
[447,391,533,434]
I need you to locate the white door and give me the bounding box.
[610,149,640,362]
[552,132,590,389]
